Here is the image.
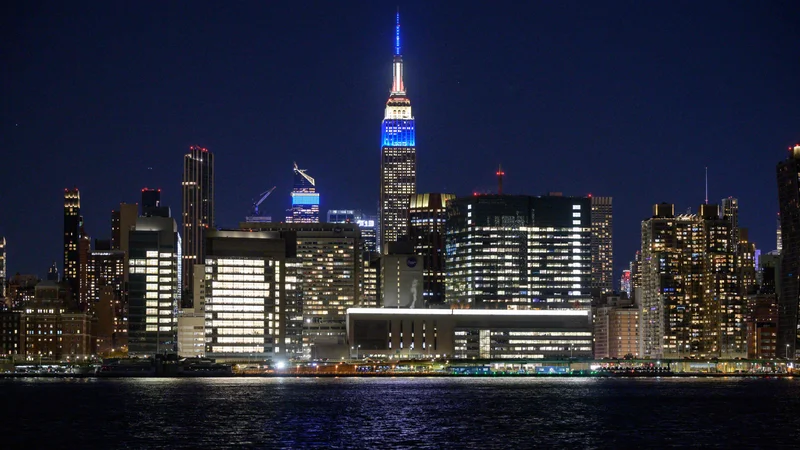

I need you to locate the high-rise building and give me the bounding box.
[127,215,181,356]
[446,194,593,309]
[182,145,215,300]
[0,237,6,300]
[776,143,800,358]
[63,188,81,291]
[737,229,757,296]
[77,226,92,308]
[638,203,745,359]
[630,251,642,304]
[111,203,138,290]
[590,196,613,296]
[594,296,639,359]
[379,12,416,250]
[777,214,782,252]
[721,197,740,249]
[357,216,378,254]
[240,222,360,359]
[203,230,293,361]
[620,270,631,299]
[409,193,454,306]
[90,248,127,351]
[286,162,319,223]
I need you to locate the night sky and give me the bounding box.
[2,1,799,282]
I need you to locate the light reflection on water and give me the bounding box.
[2,377,800,449]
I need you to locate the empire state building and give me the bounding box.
[379,11,416,252]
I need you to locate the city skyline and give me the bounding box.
[2,2,799,278]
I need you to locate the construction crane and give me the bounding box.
[293,161,315,186]
[250,186,276,217]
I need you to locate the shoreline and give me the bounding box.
[0,372,793,379]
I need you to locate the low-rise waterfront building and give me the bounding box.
[346,308,592,359]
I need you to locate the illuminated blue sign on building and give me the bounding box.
[382,119,416,147]
[291,193,320,206]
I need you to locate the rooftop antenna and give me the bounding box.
[395,7,401,56]
[496,164,505,194]
[705,166,708,205]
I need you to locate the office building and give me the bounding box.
[346,308,593,359]
[380,12,416,250]
[638,203,745,359]
[776,143,800,358]
[381,241,423,308]
[182,145,215,300]
[409,193,454,306]
[127,215,181,356]
[241,222,360,359]
[63,188,81,292]
[593,296,639,359]
[286,162,319,223]
[202,231,295,361]
[177,265,208,358]
[446,194,592,309]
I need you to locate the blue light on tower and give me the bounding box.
[381,119,415,147]
[291,192,320,206]
[395,11,401,56]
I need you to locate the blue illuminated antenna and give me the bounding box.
[395,8,401,56]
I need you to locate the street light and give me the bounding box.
[787,344,791,360]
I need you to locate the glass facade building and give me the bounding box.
[240,222,360,359]
[127,216,181,356]
[445,194,593,310]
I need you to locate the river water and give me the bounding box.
[2,377,798,448]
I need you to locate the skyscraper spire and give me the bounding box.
[391,9,405,94]
[395,8,401,56]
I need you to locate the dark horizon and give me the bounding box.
[2,1,799,279]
